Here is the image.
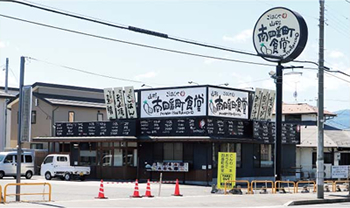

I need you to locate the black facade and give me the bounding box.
[44,85,300,184]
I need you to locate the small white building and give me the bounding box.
[297,126,350,179]
[271,103,339,180]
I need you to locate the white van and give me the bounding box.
[0,151,35,179]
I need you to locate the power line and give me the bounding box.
[325,3,350,25]
[325,71,350,84]
[1,0,279,59]
[8,67,19,84]
[0,13,277,68]
[26,57,160,85]
[28,57,276,89]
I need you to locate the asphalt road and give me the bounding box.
[0,176,349,207]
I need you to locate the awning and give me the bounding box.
[138,136,258,143]
[33,136,137,142]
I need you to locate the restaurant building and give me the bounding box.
[34,85,300,184]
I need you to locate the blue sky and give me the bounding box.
[0,0,349,112]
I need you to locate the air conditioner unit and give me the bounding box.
[324,164,332,179]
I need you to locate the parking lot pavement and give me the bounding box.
[0,176,349,207]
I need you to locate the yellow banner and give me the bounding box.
[217,152,236,189]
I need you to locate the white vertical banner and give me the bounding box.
[113,87,127,119]
[266,90,276,120]
[21,85,32,142]
[103,88,116,120]
[258,89,269,120]
[250,88,263,120]
[124,86,137,119]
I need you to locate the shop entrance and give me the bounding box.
[96,141,138,180]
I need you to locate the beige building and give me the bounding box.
[7,82,106,150]
[0,87,18,151]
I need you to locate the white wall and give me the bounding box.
[302,114,317,121]
[296,147,314,179]
[0,98,6,151]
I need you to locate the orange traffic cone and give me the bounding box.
[130,179,142,198]
[95,179,108,199]
[143,179,154,197]
[172,179,183,196]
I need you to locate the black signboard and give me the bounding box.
[55,120,136,137]
[140,118,207,136]
[207,118,251,138]
[253,121,300,144]
[139,117,251,138]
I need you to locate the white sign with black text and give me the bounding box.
[332,165,349,179]
[251,88,275,121]
[140,87,207,118]
[103,88,117,120]
[208,87,249,119]
[124,86,137,119]
[251,88,263,120]
[113,87,127,119]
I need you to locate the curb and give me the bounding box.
[287,197,350,206]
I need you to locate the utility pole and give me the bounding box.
[275,62,283,181]
[316,0,325,199]
[16,56,25,202]
[3,58,9,151]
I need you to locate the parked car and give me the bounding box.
[0,151,34,179]
[40,154,90,181]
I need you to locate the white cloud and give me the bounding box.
[0,41,5,48]
[327,50,344,59]
[134,71,157,80]
[223,29,253,43]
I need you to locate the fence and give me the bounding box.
[274,181,296,193]
[3,183,52,203]
[224,180,251,194]
[251,180,274,194]
[295,181,316,193]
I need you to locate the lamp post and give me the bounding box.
[188,81,199,85]
[141,84,152,88]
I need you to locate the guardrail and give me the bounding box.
[274,181,296,193]
[334,180,350,192]
[324,180,335,192]
[224,180,251,194]
[3,183,52,203]
[251,180,274,194]
[295,181,316,193]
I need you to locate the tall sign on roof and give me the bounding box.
[253,7,308,63]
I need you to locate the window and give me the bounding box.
[164,143,183,161]
[101,150,112,166]
[57,156,68,162]
[30,143,43,149]
[312,152,332,168]
[217,143,242,168]
[285,114,301,122]
[113,149,123,166]
[44,156,53,164]
[4,155,14,163]
[31,111,37,124]
[254,144,274,168]
[97,112,103,121]
[260,144,273,167]
[0,155,5,162]
[25,155,33,163]
[68,111,75,122]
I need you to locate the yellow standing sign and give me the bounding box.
[217,152,236,189]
